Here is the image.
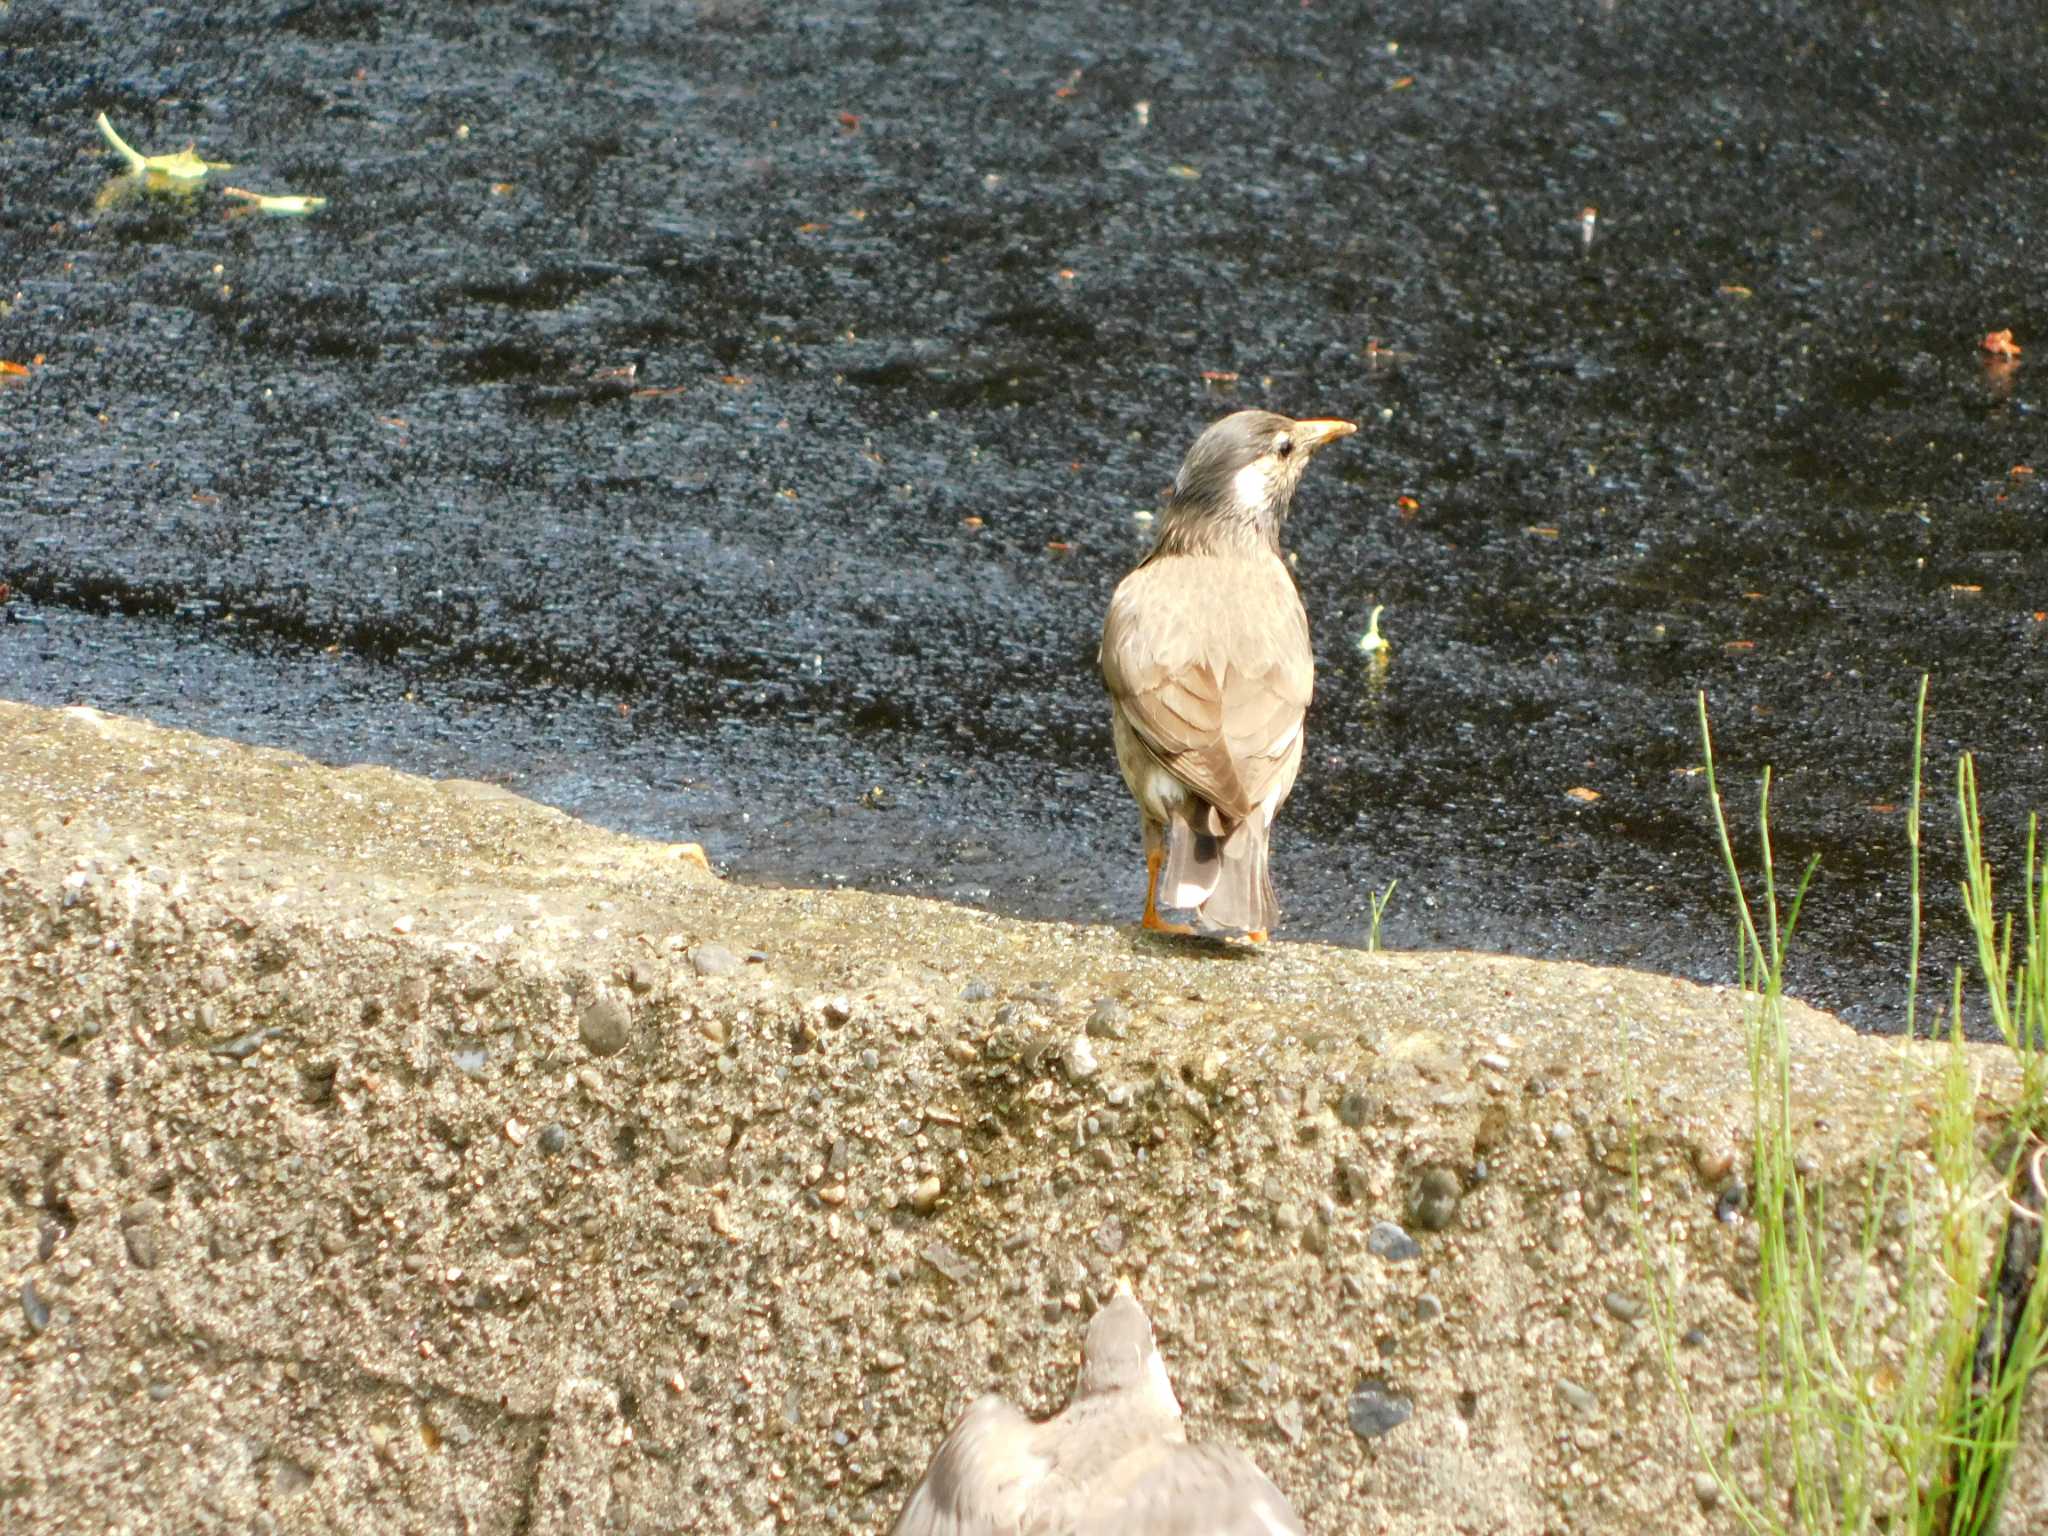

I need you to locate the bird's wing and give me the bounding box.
[889,1395,1047,1536]
[1071,1442,1307,1536]
[1101,553,1312,823]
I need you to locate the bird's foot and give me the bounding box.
[1244,929,1268,944]
[1140,909,1196,937]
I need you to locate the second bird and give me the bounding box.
[1101,409,1356,941]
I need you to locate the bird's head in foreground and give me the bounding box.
[1159,410,1356,553]
[1076,1280,1182,1419]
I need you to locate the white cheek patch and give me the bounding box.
[1231,460,1269,510]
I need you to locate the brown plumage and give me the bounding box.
[887,1282,1306,1536]
[1101,410,1356,939]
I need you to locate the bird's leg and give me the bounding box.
[1244,929,1268,944]
[1140,839,1193,936]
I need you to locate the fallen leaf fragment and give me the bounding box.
[1396,495,1419,511]
[95,111,229,183]
[962,516,984,529]
[1566,786,1601,802]
[1718,284,1753,299]
[2012,465,2034,477]
[1524,524,1560,539]
[220,185,328,216]
[1723,639,1755,652]
[1046,540,1075,555]
[1982,328,2021,358]
[1869,803,1898,815]
[489,181,515,197]
[1201,370,1239,383]
[718,374,750,388]
[1389,75,1415,91]
[0,359,30,381]
[1950,584,1982,594]
[838,111,860,130]
[1167,163,1201,179]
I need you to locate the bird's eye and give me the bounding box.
[1274,435,1294,458]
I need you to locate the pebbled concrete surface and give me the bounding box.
[3,700,2043,1533]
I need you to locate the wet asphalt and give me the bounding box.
[2,0,2045,1032]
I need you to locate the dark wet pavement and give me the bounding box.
[3,0,2044,1032]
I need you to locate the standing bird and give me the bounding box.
[1101,410,1357,940]
[888,1281,1305,1536]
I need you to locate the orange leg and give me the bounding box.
[1245,929,1268,944]
[1141,843,1194,935]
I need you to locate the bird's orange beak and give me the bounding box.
[1292,418,1358,452]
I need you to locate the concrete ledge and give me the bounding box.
[1,700,2039,1532]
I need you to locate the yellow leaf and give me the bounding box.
[221,185,328,216]
[96,112,229,183]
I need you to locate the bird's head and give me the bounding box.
[1076,1280,1182,1419]
[1162,409,1356,552]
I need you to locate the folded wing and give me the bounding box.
[890,1396,1048,1536]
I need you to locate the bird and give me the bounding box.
[1100,410,1357,941]
[887,1281,1306,1536]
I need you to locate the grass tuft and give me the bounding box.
[1633,681,2048,1535]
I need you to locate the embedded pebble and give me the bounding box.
[910,1175,942,1214]
[1693,1472,1721,1509]
[871,1349,906,1374]
[1337,1161,1370,1205]
[959,978,994,1002]
[538,1123,570,1156]
[578,996,631,1057]
[197,965,230,997]
[210,1026,281,1061]
[1716,1180,1746,1223]
[1557,1379,1599,1418]
[689,944,743,978]
[1085,998,1129,1039]
[1409,1167,1461,1231]
[1093,1216,1125,1255]
[1273,1400,1306,1445]
[1337,1089,1375,1128]
[920,1242,978,1285]
[1367,1221,1420,1263]
[1602,1290,1645,1323]
[625,960,658,995]
[21,1279,50,1334]
[1063,1035,1099,1081]
[1346,1382,1412,1440]
[1414,1294,1443,1324]
[698,1014,730,1047]
[123,1223,159,1271]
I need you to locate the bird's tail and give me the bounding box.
[1161,809,1277,934]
